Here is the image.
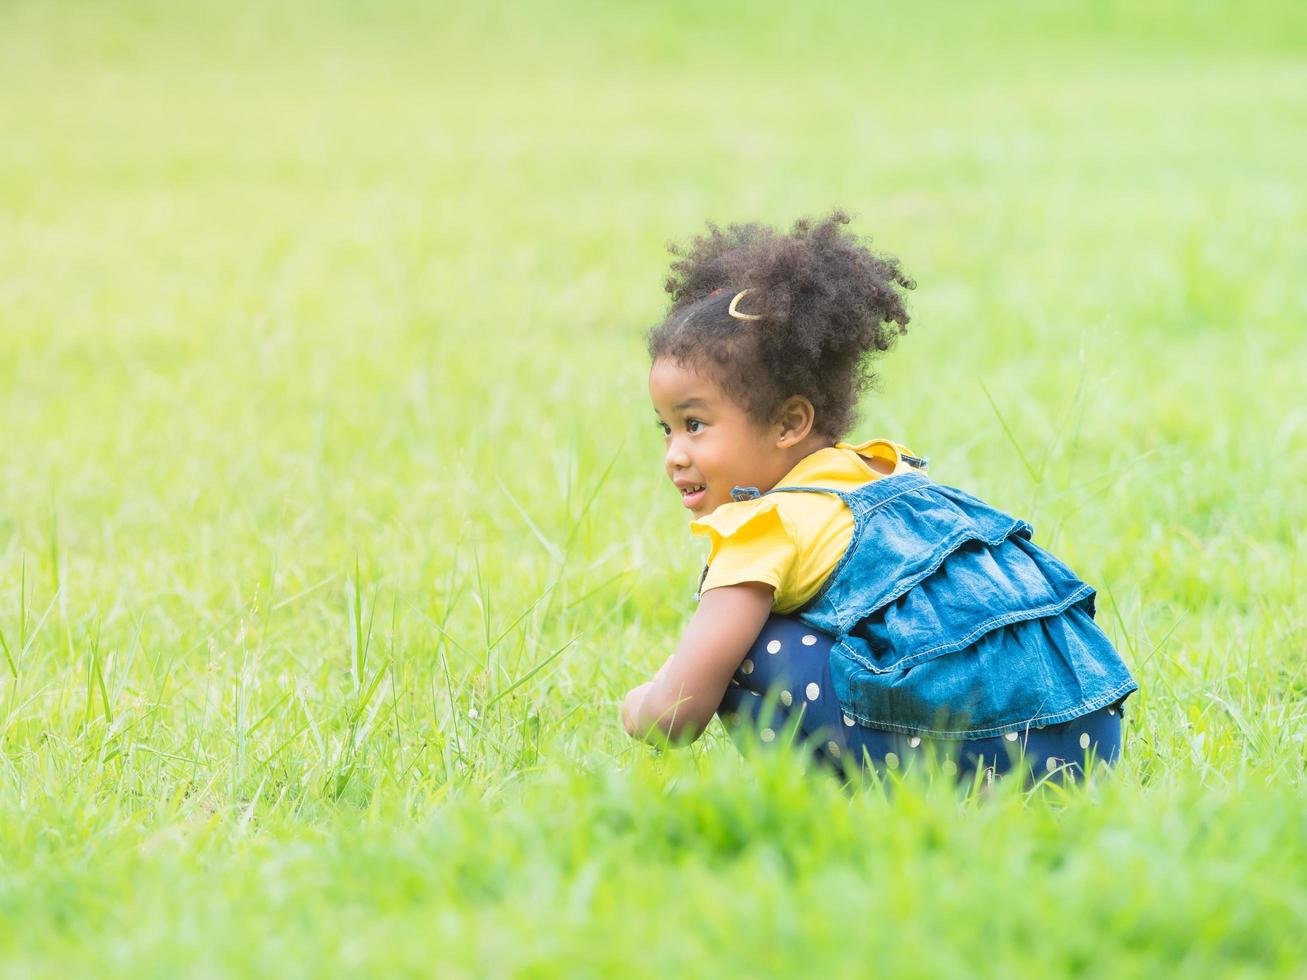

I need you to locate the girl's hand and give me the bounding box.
[621,582,774,746]
[620,682,653,737]
[618,659,672,733]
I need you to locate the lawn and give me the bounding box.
[1,0,1306,975]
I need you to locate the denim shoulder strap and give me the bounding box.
[764,472,931,518]
[762,485,853,503]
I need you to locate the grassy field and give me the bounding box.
[2,0,1306,974]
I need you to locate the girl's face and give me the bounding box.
[649,357,795,519]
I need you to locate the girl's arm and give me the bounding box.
[620,582,774,746]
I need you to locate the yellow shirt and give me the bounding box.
[690,439,926,614]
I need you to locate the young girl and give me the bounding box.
[620,212,1137,782]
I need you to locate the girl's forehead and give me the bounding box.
[650,358,716,394]
[648,358,722,405]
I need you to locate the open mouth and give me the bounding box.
[679,484,707,508]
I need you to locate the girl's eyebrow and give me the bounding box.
[674,398,708,410]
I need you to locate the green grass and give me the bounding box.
[1,0,1306,974]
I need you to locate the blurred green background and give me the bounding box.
[1,1,1305,975]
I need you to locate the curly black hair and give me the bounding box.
[647,211,914,441]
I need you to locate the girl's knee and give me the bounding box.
[735,615,835,691]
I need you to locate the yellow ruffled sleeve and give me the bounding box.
[689,498,799,598]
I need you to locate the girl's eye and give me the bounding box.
[656,420,671,436]
[686,419,705,433]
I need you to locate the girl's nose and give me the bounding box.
[664,437,690,470]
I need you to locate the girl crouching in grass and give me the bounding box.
[620,212,1137,783]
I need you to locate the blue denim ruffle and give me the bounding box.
[765,473,1138,739]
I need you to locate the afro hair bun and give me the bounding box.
[650,211,914,439]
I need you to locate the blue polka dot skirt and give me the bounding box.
[716,615,1124,784]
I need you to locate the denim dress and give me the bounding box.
[741,471,1138,741]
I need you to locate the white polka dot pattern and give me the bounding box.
[801,634,818,646]
[766,640,781,655]
[884,752,899,770]
[1005,731,1019,742]
[740,659,754,675]
[1046,757,1061,773]
[827,741,841,759]
[779,689,792,707]
[842,714,855,727]
[1079,732,1091,749]
[909,736,922,748]
[805,683,820,701]
[760,727,775,743]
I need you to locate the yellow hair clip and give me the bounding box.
[727,289,763,322]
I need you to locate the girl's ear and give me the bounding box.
[774,396,816,448]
